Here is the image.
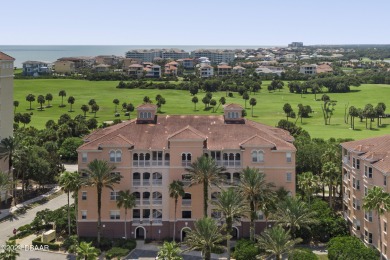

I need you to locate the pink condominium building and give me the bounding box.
[77,104,296,240]
[341,135,390,259]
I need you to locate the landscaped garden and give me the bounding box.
[14,79,390,140]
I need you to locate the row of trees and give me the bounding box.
[347,102,387,130]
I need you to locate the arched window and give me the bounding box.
[143,192,150,205]
[147,112,152,118]
[133,192,140,205]
[143,172,150,186]
[133,172,141,186]
[182,173,191,185]
[182,153,192,167]
[164,153,170,166]
[182,193,192,206]
[109,150,115,162]
[110,150,122,162]
[252,150,264,163]
[223,172,231,185]
[133,153,139,166]
[152,192,162,205]
[233,172,240,185]
[211,191,220,201]
[152,172,162,186]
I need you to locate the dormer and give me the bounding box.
[223,103,245,124]
[136,104,157,124]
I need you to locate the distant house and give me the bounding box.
[217,63,232,76]
[299,64,333,75]
[178,58,194,69]
[199,64,214,78]
[54,60,76,74]
[94,64,110,73]
[164,62,178,76]
[57,57,94,69]
[255,66,284,76]
[232,65,246,76]
[128,64,144,78]
[22,61,51,76]
[144,65,161,78]
[122,58,142,71]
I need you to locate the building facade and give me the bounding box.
[54,60,76,74]
[77,104,296,240]
[0,52,14,201]
[22,61,51,76]
[192,50,235,64]
[341,135,390,259]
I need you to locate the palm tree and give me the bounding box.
[297,172,320,204]
[0,239,20,260]
[13,100,19,113]
[211,188,249,260]
[363,186,390,259]
[76,241,100,260]
[25,94,35,110]
[242,92,249,109]
[182,217,226,260]
[256,225,302,260]
[37,94,45,110]
[169,180,185,241]
[59,90,66,107]
[91,104,100,118]
[81,105,89,118]
[0,136,20,206]
[68,96,75,112]
[249,98,257,117]
[116,189,136,239]
[113,98,120,113]
[83,159,122,245]
[59,171,82,235]
[238,167,275,241]
[185,155,225,217]
[157,241,183,260]
[0,171,12,206]
[273,197,318,238]
[192,96,198,111]
[321,162,339,208]
[45,93,53,107]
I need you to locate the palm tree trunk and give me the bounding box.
[75,192,79,237]
[378,214,383,260]
[227,217,232,260]
[173,199,177,241]
[250,200,255,241]
[329,183,333,209]
[97,186,102,246]
[68,191,71,235]
[124,209,127,239]
[203,181,208,217]
[205,247,211,260]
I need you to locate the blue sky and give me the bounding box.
[2,0,390,45]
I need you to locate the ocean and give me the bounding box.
[0,45,279,68]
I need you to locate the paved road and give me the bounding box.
[18,249,76,260]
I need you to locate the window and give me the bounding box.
[182,211,192,219]
[365,211,373,222]
[353,158,356,168]
[286,152,292,163]
[365,230,373,244]
[385,176,387,186]
[82,152,87,163]
[353,218,361,230]
[352,178,360,190]
[182,193,192,206]
[81,191,87,200]
[364,166,373,178]
[181,153,192,167]
[286,173,292,182]
[110,150,122,163]
[110,191,119,201]
[356,159,360,169]
[364,186,368,196]
[81,210,87,220]
[353,198,360,210]
[110,210,120,220]
[252,150,264,163]
[384,221,387,233]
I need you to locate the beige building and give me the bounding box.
[217,64,232,76]
[54,60,76,74]
[0,52,14,201]
[341,135,390,259]
[77,103,296,240]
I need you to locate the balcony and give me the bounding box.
[152,199,162,205]
[182,199,192,206]
[343,156,350,165]
[133,180,141,186]
[132,218,141,225]
[152,179,162,186]
[143,180,150,186]
[133,160,169,167]
[135,199,141,206]
[143,199,150,205]
[152,219,162,224]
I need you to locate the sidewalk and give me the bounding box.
[0,185,61,222]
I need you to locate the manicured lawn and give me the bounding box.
[14,79,390,140]
[316,254,329,260]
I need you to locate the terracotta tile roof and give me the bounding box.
[136,104,157,109]
[239,135,276,148]
[98,134,134,148]
[79,115,296,151]
[0,52,15,61]
[341,135,390,173]
[168,125,207,140]
[217,65,232,69]
[224,103,243,110]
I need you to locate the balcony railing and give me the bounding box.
[133,180,141,186]
[135,199,141,206]
[143,199,150,205]
[152,199,162,205]
[214,160,241,167]
[143,180,150,186]
[132,218,141,224]
[133,160,170,167]
[152,179,162,186]
[343,156,350,164]
[182,199,192,206]
[152,219,162,224]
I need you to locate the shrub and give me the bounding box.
[232,239,260,260]
[9,229,34,240]
[32,236,60,250]
[18,224,32,232]
[288,248,317,260]
[112,238,136,250]
[105,247,130,259]
[62,235,79,253]
[328,236,379,260]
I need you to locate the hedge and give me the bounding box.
[32,236,60,250]
[105,247,130,259]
